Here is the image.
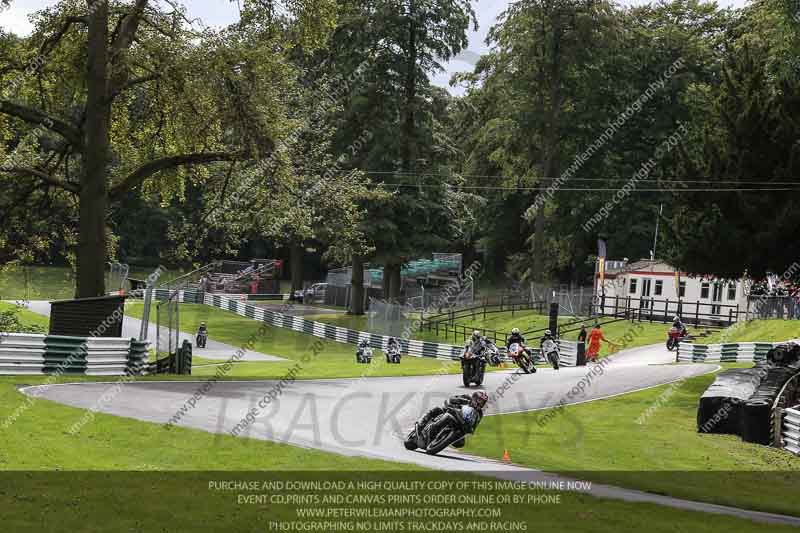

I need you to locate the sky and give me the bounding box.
[1,0,749,94]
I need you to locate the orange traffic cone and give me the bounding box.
[502,449,510,463]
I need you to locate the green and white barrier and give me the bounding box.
[783,407,800,456]
[0,333,148,376]
[677,342,779,363]
[204,293,578,366]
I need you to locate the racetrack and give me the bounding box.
[20,344,800,526]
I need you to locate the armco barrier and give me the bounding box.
[677,342,778,364]
[783,407,800,455]
[0,333,147,376]
[204,293,578,366]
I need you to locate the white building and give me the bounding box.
[595,259,750,323]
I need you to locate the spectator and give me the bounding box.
[577,324,587,344]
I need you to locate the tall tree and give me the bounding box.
[0,0,335,297]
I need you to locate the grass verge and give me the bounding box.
[463,371,800,516]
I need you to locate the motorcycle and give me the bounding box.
[508,343,536,374]
[385,345,401,364]
[484,341,503,367]
[356,345,373,364]
[196,330,208,349]
[541,338,560,370]
[403,405,476,456]
[460,346,487,387]
[666,326,691,351]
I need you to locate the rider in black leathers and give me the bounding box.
[506,328,526,349]
[416,391,488,449]
[540,329,556,349]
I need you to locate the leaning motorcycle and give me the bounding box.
[356,346,373,364]
[461,347,487,387]
[385,345,401,364]
[483,341,503,367]
[666,327,691,351]
[508,343,536,374]
[541,338,560,370]
[403,405,476,456]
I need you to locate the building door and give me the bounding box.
[640,279,652,309]
[711,282,723,315]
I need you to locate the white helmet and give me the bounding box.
[673,316,680,322]
[544,329,552,336]
[511,328,520,334]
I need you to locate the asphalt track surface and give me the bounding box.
[21,300,284,362]
[20,343,800,526]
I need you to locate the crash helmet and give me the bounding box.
[472,330,481,341]
[511,328,520,335]
[471,391,489,409]
[359,339,369,347]
[673,316,680,322]
[200,322,206,326]
[544,329,552,336]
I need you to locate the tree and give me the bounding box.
[665,0,800,278]
[328,0,476,301]
[0,0,335,297]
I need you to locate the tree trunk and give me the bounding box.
[290,243,304,294]
[350,255,365,315]
[401,0,418,173]
[391,264,403,301]
[76,0,110,298]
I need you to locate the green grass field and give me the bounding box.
[702,319,800,344]
[0,301,51,331]
[306,310,671,359]
[126,303,464,379]
[464,371,800,516]
[0,264,192,300]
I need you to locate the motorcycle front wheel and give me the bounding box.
[666,338,676,351]
[404,429,418,451]
[426,428,458,455]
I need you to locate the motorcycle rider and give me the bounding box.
[464,330,487,357]
[387,337,401,351]
[416,391,489,449]
[506,328,526,349]
[540,329,556,349]
[196,322,208,347]
[672,316,687,336]
[357,339,371,361]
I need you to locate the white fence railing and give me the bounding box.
[783,407,800,456]
[677,342,779,363]
[0,333,147,376]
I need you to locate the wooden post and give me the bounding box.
[665,298,670,323]
[695,301,700,326]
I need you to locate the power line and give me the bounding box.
[365,183,800,192]
[360,170,800,185]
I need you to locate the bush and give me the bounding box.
[0,305,46,334]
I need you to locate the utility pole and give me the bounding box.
[652,203,663,261]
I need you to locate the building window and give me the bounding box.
[679,281,686,298]
[727,283,737,301]
[701,282,710,299]
[654,280,663,296]
[629,278,638,295]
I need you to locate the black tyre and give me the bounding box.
[549,352,560,370]
[475,366,485,386]
[404,430,418,451]
[666,338,676,351]
[426,428,458,455]
[462,369,471,387]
